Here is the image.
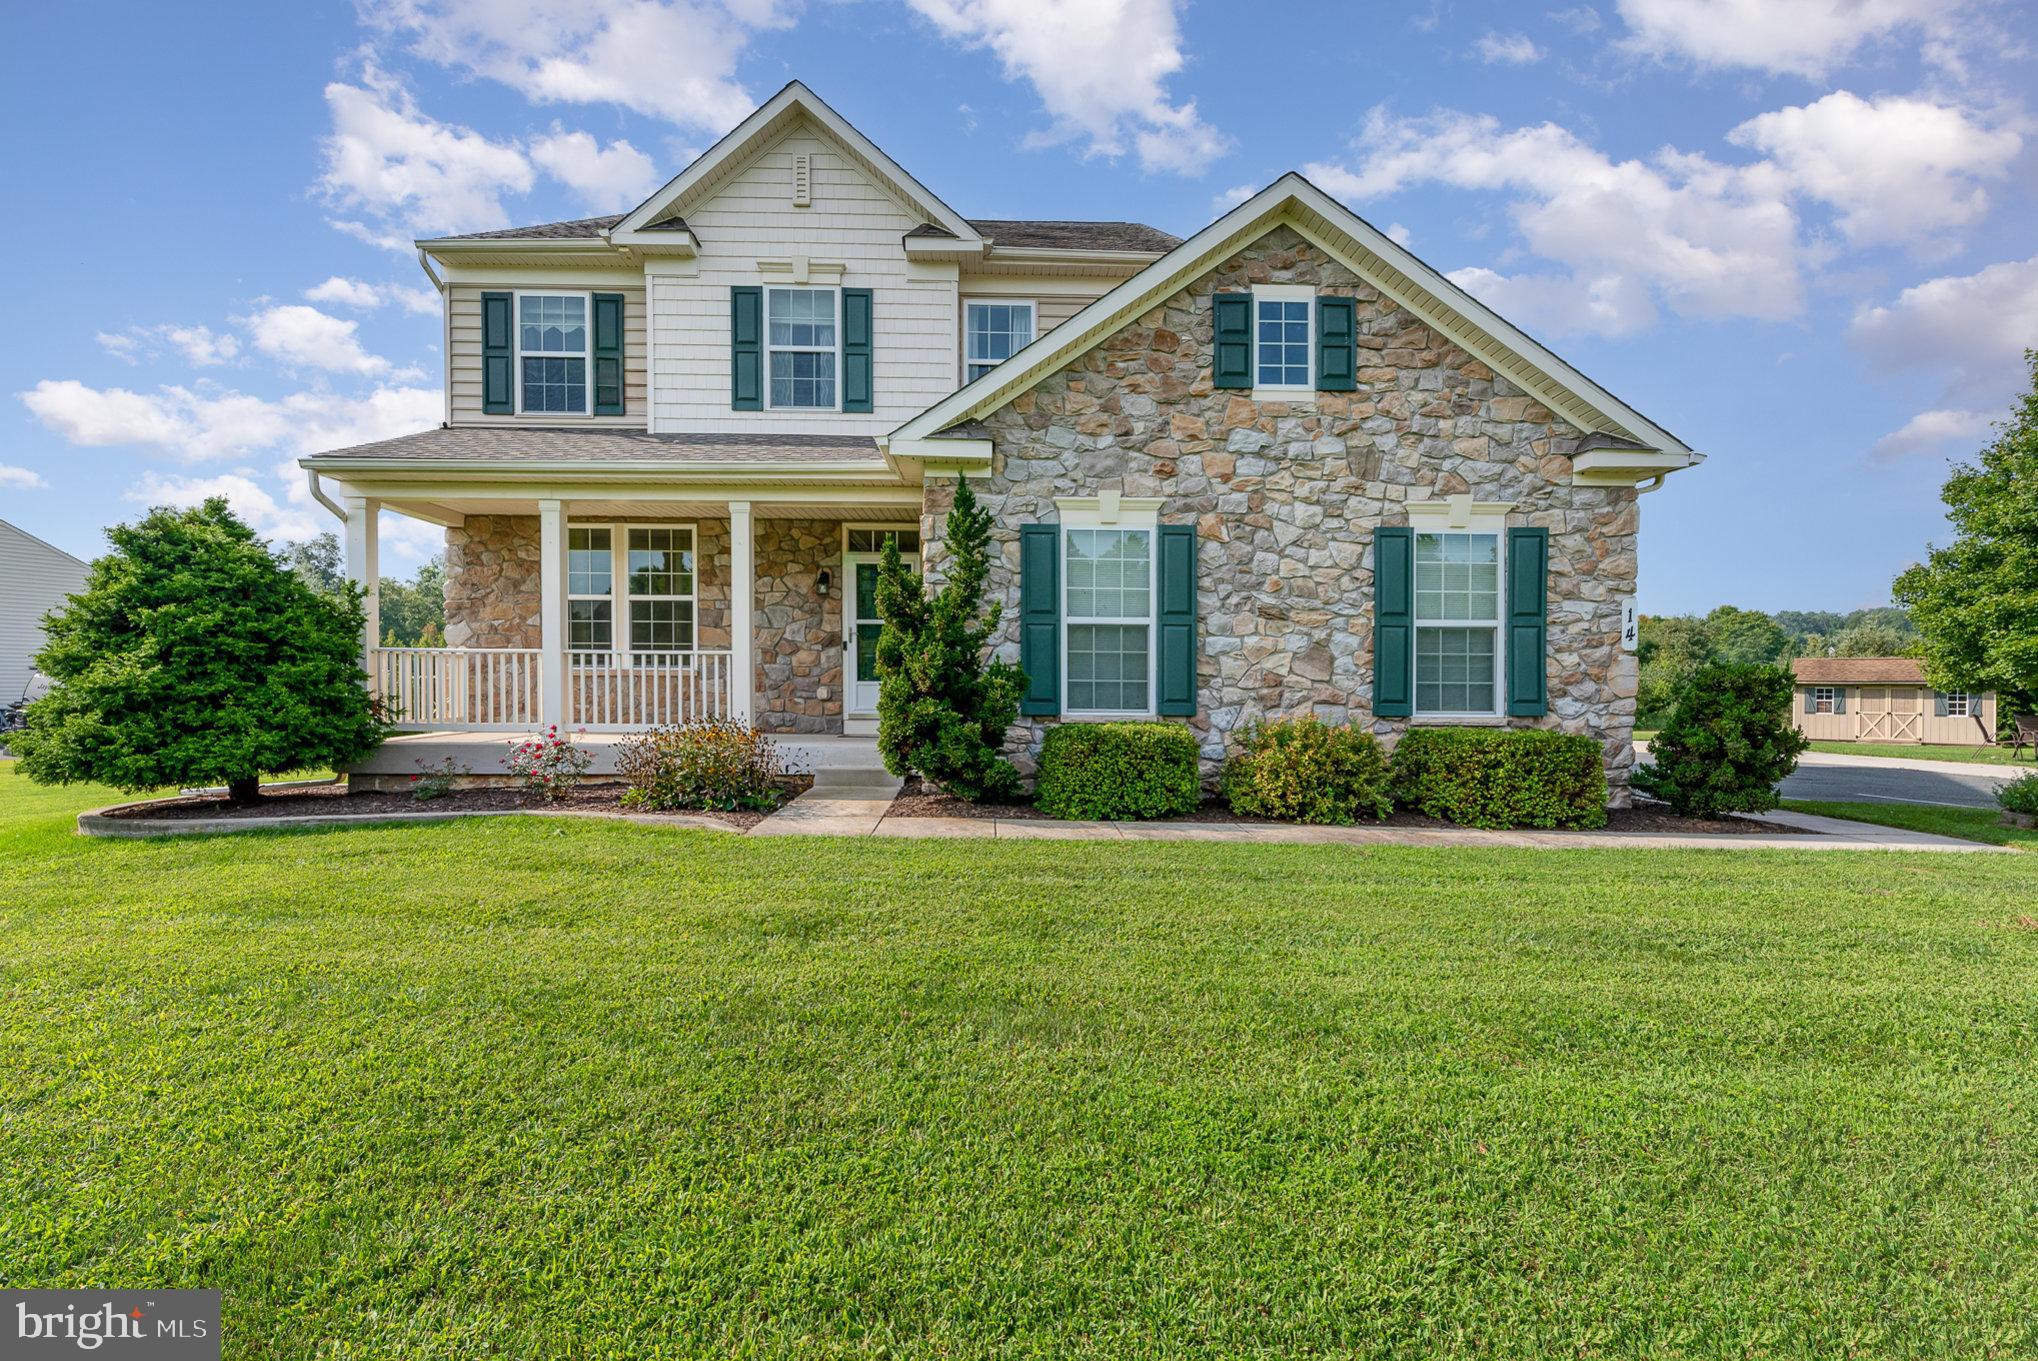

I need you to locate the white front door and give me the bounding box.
[844,550,917,718]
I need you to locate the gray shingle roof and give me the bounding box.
[965,219,1181,252]
[305,427,883,464]
[436,214,1179,252]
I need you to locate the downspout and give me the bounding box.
[306,469,345,523]
[419,248,451,429]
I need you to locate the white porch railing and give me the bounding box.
[568,650,734,730]
[374,647,543,730]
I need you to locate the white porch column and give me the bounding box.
[729,500,755,724]
[343,495,380,666]
[539,498,566,730]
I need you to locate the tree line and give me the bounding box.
[1637,606,1915,727]
[277,531,446,647]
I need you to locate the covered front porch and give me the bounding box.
[314,448,928,740]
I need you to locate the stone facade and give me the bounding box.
[921,225,1641,802]
[443,515,541,649]
[437,514,853,734]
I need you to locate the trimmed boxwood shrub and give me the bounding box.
[1633,662,1807,818]
[1391,727,1608,829]
[1035,721,1200,821]
[1221,716,1393,825]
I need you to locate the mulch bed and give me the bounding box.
[104,777,810,831]
[889,779,1805,835]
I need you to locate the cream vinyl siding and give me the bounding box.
[650,125,955,433]
[0,520,90,701]
[448,285,647,427]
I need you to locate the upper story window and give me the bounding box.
[767,287,837,409]
[966,301,1034,382]
[1254,285,1312,392]
[519,293,589,415]
[1414,531,1501,716]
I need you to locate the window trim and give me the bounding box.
[763,284,842,412]
[1251,283,1315,400]
[1057,496,1162,720]
[963,298,1036,384]
[514,289,594,418]
[1943,689,1972,717]
[1411,517,1508,720]
[1812,686,1838,714]
[565,520,699,663]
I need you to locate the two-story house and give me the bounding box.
[304,81,1700,801]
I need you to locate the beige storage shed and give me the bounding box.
[1791,656,1998,746]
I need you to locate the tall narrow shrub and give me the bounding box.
[12,498,386,803]
[1633,662,1808,817]
[873,479,1024,800]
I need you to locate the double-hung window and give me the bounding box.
[1414,531,1501,715]
[626,527,696,653]
[518,293,589,414]
[1254,285,1312,393]
[766,287,838,409]
[567,527,613,651]
[1812,686,1838,714]
[965,301,1034,381]
[1064,521,1155,715]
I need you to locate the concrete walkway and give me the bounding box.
[749,764,903,837]
[748,799,2008,852]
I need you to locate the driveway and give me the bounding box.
[1778,752,2011,809]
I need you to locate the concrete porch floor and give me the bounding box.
[346,729,883,787]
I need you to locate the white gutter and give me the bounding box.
[306,470,346,522]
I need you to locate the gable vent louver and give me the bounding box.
[792,153,812,207]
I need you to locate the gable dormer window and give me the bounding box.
[1253,285,1313,393]
[766,287,838,409]
[517,293,589,415]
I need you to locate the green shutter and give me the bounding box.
[1373,526,1414,718]
[1833,688,1846,715]
[1802,686,1816,716]
[481,291,513,414]
[1213,293,1252,389]
[730,286,762,411]
[1506,526,1549,717]
[1935,690,1950,717]
[1316,296,1357,391]
[1156,524,1197,716]
[592,292,624,416]
[1019,524,1060,716]
[842,287,873,413]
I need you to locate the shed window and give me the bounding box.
[1812,686,1838,714]
[1944,691,1972,717]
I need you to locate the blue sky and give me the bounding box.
[3,0,2034,614]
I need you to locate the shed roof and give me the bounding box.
[1791,656,1930,685]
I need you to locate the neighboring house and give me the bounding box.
[0,519,90,702]
[300,82,1701,802]
[1791,657,1998,746]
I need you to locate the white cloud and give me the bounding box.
[1548,6,1602,34]
[95,324,241,368]
[1306,108,1802,336]
[904,0,1231,174]
[20,378,439,464]
[1448,265,1659,337]
[1730,92,2021,251]
[529,128,663,211]
[243,305,392,376]
[1385,222,1413,246]
[1614,0,1965,77]
[306,276,441,315]
[1213,182,1256,212]
[1869,407,1998,461]
[363,0,759,132]
[319,62,534,239]
[0,463,47,490]
[125,471,324,544]
[1475,31,1544,64]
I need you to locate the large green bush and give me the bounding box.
[1391,727,1608,829]
[1034,722,1201,821]
[1633,662,1808,817]
[1221,716,1392,825]
[874,478,1024,800]
[1993,771,2038,818]
[13,498,385,803]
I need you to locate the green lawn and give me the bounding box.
[1805,739,2034,766]
[6,763,2038,1357]
[1782,797,2038,851]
